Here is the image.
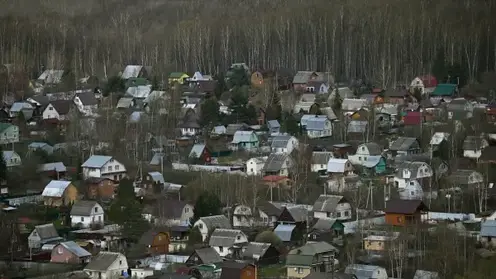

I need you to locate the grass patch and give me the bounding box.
[259,264,285,277]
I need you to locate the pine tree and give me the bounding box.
[0,145,7,182]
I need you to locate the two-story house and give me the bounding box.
[463,136,488,159]
[285,242,339,279]
[51,241,91,264]
[311,152,334,173]
[208,228,248,257]
[312,195,352,221]
[232,204,254,228]
[246,157,268,176]
[271,135,299,154]
[3,150,21,168]
[152,199,194,226]
[193,215,232,241]
[85,177,116,200]
[394,161,432,200]
[231,131,259,151]
[42,100,73,120]
[84,252,129,279]
[73,91,98,116]
[28,223,63,249]
[389,137,420,156]
[81,155,127,181]
[262,153,293,177]
[345,264,388,279]
[41,180,78,207]
[70,200,104,228]
[0,123,19,144]
[121,65,151,80]
[138,229,171,255]
[306,117,332,138]
[327,159,354,175]
[348,142,386,174]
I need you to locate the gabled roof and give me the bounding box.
[413,270,440,279]
[2,150,17,161]
[327,158,350,173]
[293,71,316,84]
[257,201,283,217]
[395,161,430,179]
[10,101,33,112]
[0,123,14,133]
[271,135,293,149]
[267,119,280,129]
[480,220,496,237]
[311,218,340,231]
[232,130,257,143]
[33,223,61,241]
[198,215,231,230]
[57,241,91,258]
[341,98,368,111]
[121,65,147,79]
[116,97,134,108]
[139,229,168,246]
[312,151,334,165]
[384,199,428,214]
[189,144,206,158]
[432,83,457,96]
[76,92,98,106]
[359,142,383,155]
[463,136,486,151]
[448,169,483,185]
[82,155,112,168]
[242,242,272,259]
[274,224,296,241]
[169,72,188,78]
[38,162,67,173]
[286,242,338,266]
[84,252,122,271]
[154,199,189,219]
[192,247,222,264]
[220,262,254,279]
[313,195,346,213]
[263,153,290,172]
[208,229,245,247]
[285,206,308,222]
[148,171,165,184]
[345,264,384,279]
[49,100,73,115]
[306,117,329,131]
[38,69,64,84]
[42,180,72,197]
[347,120,367,133]
[70,200,99,216]
[430,132,450,145]
[389,137,418,151]
[125,85,152,99]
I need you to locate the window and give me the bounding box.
[411,191,415,196]
[345,211,350,217]
[198,224,203,229]
[358,156,362,161]
[185,207,189,213]
[336,212,342,218]
[94,207,98,213]
[115,165,119,170]
[410,181,414,186]
[397,216,402,223]
[108,166,112,171]
[321,164,324,168]
[119,260,122,265]
[219,246,223,252]
[313,234,317,240]
[81,217,84,222]
[49,107,53,110]
[237,235,241,240]
[297,268,304,274]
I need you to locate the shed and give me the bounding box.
[274,224,296,242]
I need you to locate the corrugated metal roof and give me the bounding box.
[70,200,99,216]
[300,115,327,126]
[34,223,61,241]
[126,85,152,99]
[38,162,66,173]
[121,65,143,79]
[293,71,314,84]
[327,159,349,173]
[82,155,112,168]
[42,180,72,197]
[313,195,345,213]
[232,131,257,143]
[341,98,368,111]
[116,97,134,108]
[59,241,91,258]
[430,132,450,145]
[198,215,232,230]
[195,247,222,264]
[267,120,280,129]
[274,224,296,241]
[38,69,64,84]
[189,144,206,158]
[84,252,122,271]
[345,264,383,278]
[306,117,328,131]
[148,171,165,184]
[390,137,418,151]
[2,150,16,161]
[263,153,289,172]
[208,229,245,247]
[144,90,166,103]
[463,136,487,151]
[242,242,271,259]
[480,220,496,237]
[311,151,334,165]
[347,120,367,133]
[11,102,33,112]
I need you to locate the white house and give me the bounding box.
[81,155,127,181]
[311,151,334,173]
[393,161,432,200]
[463,136,488,159]
[208,228,248,257]
[312,195,353,221]
[193,215,232,241]
[246,156,268,176]
[28,223,63,249]
[306,117,332,138]
[327,158,353,175]
[345,264,388,279]
[271,135,299,154]
[2,150,21,168]
[70,200,104,228]
[84,252,128,279]
[232,204,254,228]
[348,142,384,167]
[42,100,72,120]
[73,92,98,116]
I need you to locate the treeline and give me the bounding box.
[0,0,495,86]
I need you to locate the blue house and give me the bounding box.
[231,131,259,151]
[267,120,281,135]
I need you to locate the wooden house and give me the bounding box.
[138,229,171,255]
[384,199,428,226]
[41,180,78,207]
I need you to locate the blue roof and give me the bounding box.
[148,171,165,184]
[481,220,496,237]
[59,241,91,258]
[267,120,280,129]
[274,224,296,241]
[306,118,328,131]
[81,155,112,168]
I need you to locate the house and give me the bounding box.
[193,215,232,241]
[429,132,450,152]
[169,72,189,85]
[38,162,67,178]
[138,229,170,255]
[246,157,268,176]
[70,200,104,228]
[83,252,128,279]
[344,264,388,279]
[311,152,334,173]
[410,75,438,95]
[41,180,78,207]
[271,135,299,154]
[42,100,73,120]
[277,206,309,240]
[208,228,248,257]
[242,242,280,265]
[152,199,194,226]
[50,241,91,264]
[307,81,330,94]
[121,65,151,79]
[186,247,223,266]
[480,220,496,247]
[10,101,33,117]
[294,94,316,113]
[447,98,474,120]
[389,137,420,156]
[251,70,274,87]
[448,170,484,188]
[413,270,440,279]
[312,195,352,221]
[28,223,63,249]
[348,142,386,172]
[374,103,399,126]
[262,153,293,177]
[85,177,116,200]
[189,144,212,164]
[306,117,332,138]
[384,199,428,226]
[394,161,432,200]
[463,135,488,159]
[307,218,345,243]
[3,150,21,167]
[300,114,327,127]
[327,159,353,175]
[384,88,407,104]
[74,92,98,116]
[81,155,127,181]
[231,130,259,151]
[125,85,152,99]
[285,242,339,279]
[292,71,334,92]
[431,83,457,98]
[179,112,201,137]
[219,262,256,279]
[28,142,53,154]
[274,223,297,243]
[232,204,254,228]
[211,125,227,136]
[257,201,283,227]
[116,97,135,109]
[346,119,368,140]
[363,233,399,252]
[341,99,368,116]
[267,120,281,135]
[38,69,64,85]
[188,71,213,83]
[0,123,19,144]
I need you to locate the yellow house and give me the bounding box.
[41,180,78,207]
[168,72,189,85]
[363,234,398,252]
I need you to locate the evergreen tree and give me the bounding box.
[213,73,227,99]
[200,98,220,126]
[282,113,300,136]
[432,48,447,83]
[103,76,125,97]
[226,68,249,89]
[193,191,222,222]
[0,145,7,182]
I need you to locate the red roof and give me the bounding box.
[403,111,422,125]
[262,175,288,182]
[420,75,438,88]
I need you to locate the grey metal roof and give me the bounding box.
[345,264,383,279]
[361,142,383,155]
[84,252,121,271]
[226,123,249,136]
[242,242,271,258]
[293,71,314,84]
[413,270,440,279]
[267,120,280,129]
[126,85,152,99]
[311,151,334,165]
[263,153,289,172]
[448,169,483,185]
[76,92,98,106]
[208,229,245,247]
[121,65,144,79]
[189,144,206,158]
[42,180,72,197]
[463,136,486,151]
[320,107,337,120]
[144,90,167,103]
[34,223,61,241]
[395,161,430,179]
[38,69,64,84]
[480,220,496,237]
[311,218,338,231]
[82,155,112,168]
[232,131,257,143]
[341,99,368,111]
[150,153,164,165]
[194,247,222,264]
[11,102,33,112]
[148,171,165,184]
[300,114,327,126]
[306,117,328,131]
[271,135,292,149]
[274,224,296,241]
[199,215,232,230]
[38,162,67,173]
[390,137,418,151]
[116,97,134,108]
[287,206,308,222]
[59,241,91,258]
[347,120,367,133]
[70,200,99,216]
[313,195,345,213]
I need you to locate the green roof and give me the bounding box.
[126,77,149,87]
[0,123,13,133]
[432,83,457,96]
[169,72,187,78]
[286,242,338,266]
